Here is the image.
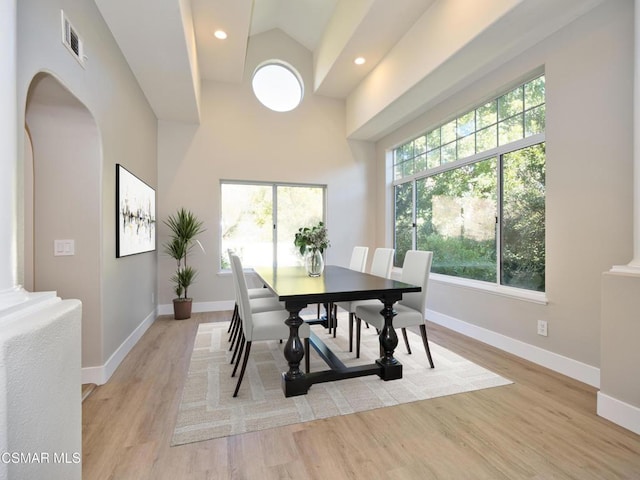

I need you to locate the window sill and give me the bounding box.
[392,268,548,305]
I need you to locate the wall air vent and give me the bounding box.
[61,11,85,67]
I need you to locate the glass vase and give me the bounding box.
[305,249,324,277]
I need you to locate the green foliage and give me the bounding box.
[394,182,414,267]
[425,235,496,282]
[170,266,197,299]
[394,143,546,292]
[220,183,324,268]
[501,143,546,291]
[165,237,187,269]
[164,208,205,299]
[294,221,330,256]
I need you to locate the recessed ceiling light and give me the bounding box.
[354,57,366,65]
[214,30,228,40]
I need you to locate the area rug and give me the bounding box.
[171,314,512,446]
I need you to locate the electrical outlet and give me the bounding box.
[537,320,548,337]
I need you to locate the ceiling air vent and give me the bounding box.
[61,11,85,67]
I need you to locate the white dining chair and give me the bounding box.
[354,250,434,368]
[230,253,311,397]
[326,246,369,336]
[228,252,284,363]
[349,246,369,272]
[333,247,394,352]
[227,243,276,341]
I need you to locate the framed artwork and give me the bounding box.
[116,164,156,257]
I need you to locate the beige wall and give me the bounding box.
[601,273,640,406]
[375,0,633,372]
[17,0,158,374]
[26,74,101,368]
[157,29,376,307]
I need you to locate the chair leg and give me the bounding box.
[348,312,354,352]
[230,328,244,365]
[230,318,242,355]
[228,304,238,334]
[228,312,237,343]
[419,324,435,368]
[305,338,310,373]
[229,316,240,350]
[233,341,252,397]
[356,316,362,359]
[332,304,338,336]
[401,328,412,354]
[331,303,337,338]
[232,334,245,375]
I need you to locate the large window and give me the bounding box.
[393,75,545,292]
[220,181,326,269]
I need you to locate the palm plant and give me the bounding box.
[164,208,205,302]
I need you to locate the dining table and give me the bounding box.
[253,264,421,397]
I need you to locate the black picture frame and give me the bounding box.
[116,164,156,257]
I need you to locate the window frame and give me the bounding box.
[251,60,305,112]
[219,179,327,271]
[390,75,546,301]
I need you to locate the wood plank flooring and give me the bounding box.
[82,311,640,479]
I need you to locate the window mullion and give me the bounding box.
[272,185,278,268]
[497,154,504,286]
[412,179,417,251]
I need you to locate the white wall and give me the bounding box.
[17,0,158,380]
[347,0,520,138]
[375,1,633,378]
[158,29,376,308]
[0,299,82,480]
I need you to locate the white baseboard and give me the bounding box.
[427,309,601,388]
[157,300,234,317]
[597,392,640,435]
[81,308,156,385]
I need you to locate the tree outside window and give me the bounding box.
[392,75,545,292]
[220,182,325,269]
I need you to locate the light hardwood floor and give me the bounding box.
[82,311,640,479]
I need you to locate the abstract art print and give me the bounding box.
[116,164,156,257]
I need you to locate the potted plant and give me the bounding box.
[294,221,330,276]
[164,208,205,319]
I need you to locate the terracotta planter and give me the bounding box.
[173,298,193,320]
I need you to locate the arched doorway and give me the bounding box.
[24,72,102,377]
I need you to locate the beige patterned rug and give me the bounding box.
[171,314,512,446]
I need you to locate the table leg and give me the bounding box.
[378,300,399,365]
[376,300,403,380]
[283,304,306,381]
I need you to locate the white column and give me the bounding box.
[0,0,19,301]
[613,0,640,273]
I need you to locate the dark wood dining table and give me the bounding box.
[253,265,421,397]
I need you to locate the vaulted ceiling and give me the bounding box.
[94,0,434,123]
[94,0,608,139]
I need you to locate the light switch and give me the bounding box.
[54,239,75,256]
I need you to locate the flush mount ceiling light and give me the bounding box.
[214,30,228,40]
[252,61,304,112]
[354,57,366,65]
